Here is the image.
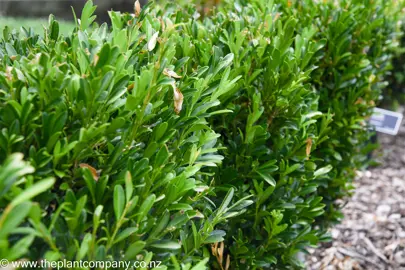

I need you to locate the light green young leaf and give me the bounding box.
[150,241,181,250]
[113,185,125,221]
[0,202,31,238]
[10,178,55,208]
[80,0,97,30]
[314,165,333,178]
[125,171,133,204]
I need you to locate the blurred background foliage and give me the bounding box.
[0,0,144,21]
[0,17,74,35]
[0,0,219,34]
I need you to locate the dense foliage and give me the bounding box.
[0,0,403,269]
[385,12,405,108]
[200,0,403,267]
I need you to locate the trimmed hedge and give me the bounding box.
[206,0,403,267]
[279,0,403,223]
[0,0,403,269]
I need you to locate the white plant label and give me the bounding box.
[369,107,403,135]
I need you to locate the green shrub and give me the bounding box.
[278,0,404,225]
[0,0,402,269]
[198,2,330,268]
[0,2,252,268]
[196,0,402,267]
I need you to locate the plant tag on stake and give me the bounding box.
[369,107,403,135]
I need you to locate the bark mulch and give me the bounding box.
[307,108,405,270]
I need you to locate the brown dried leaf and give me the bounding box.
[211,243,218,257]
[5,66,13,81]
[163,68,182,78]
[79,163,99,181]
[225,254,230,270]
[159,18,166,32]
[93,54,99,66]
[127,83,135,92]
[218,242,224,265]
[134,0,141,17]
[165,18,174,29]
[306,138,312,159]
[273,13,280,22]
[173,85,184,114]
[355,98,364,105]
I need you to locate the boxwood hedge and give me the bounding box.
[0,0,403,269]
